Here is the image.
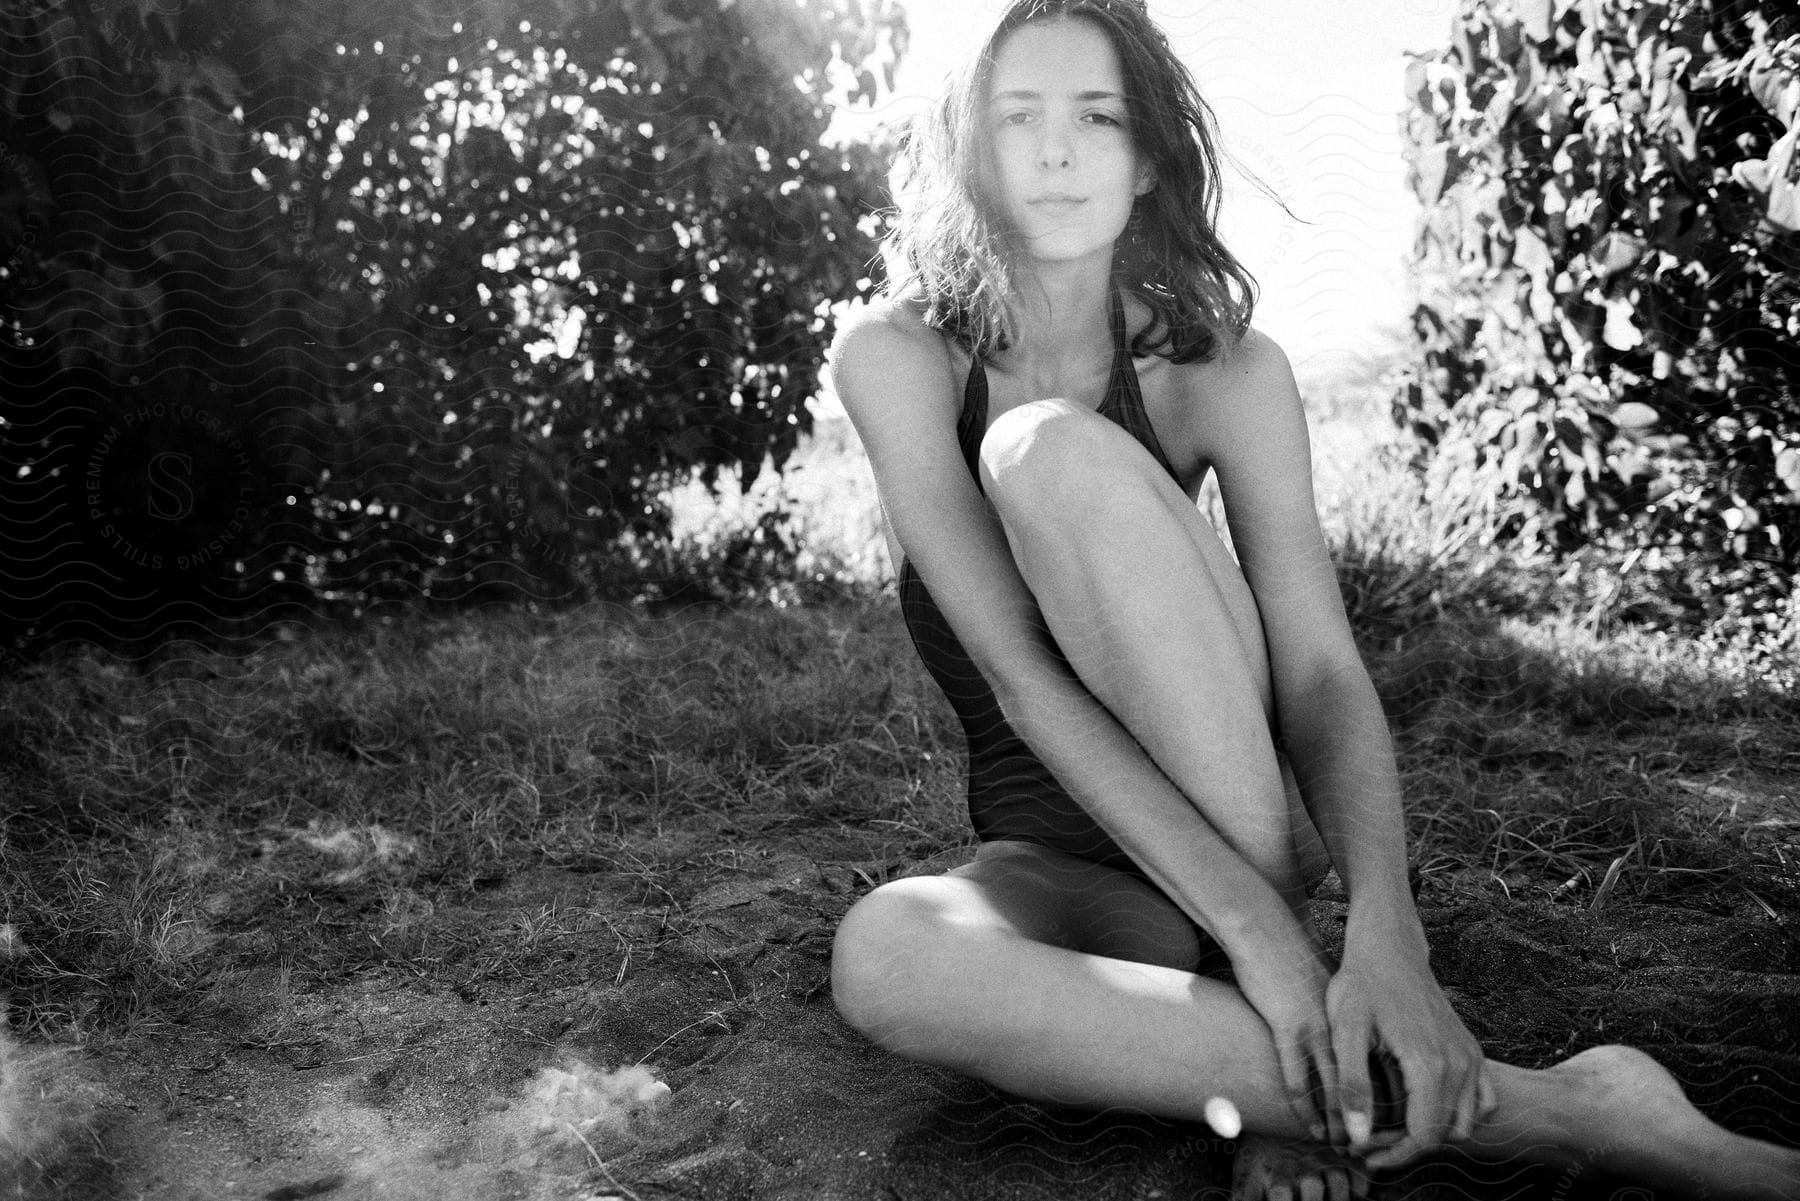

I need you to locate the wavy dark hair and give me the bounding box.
[884,0,1259,364]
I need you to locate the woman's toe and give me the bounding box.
[1233,1134,1367,1201]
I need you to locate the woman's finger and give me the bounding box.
[1365,1051,1446,1170]
[1327,1005,1373,1149]
[1371,1045,1407,1141]
[1279,1037,1323,1139]
[1308,1029,1345,1147]
[1451,1057,1482,1143]
[1478,1065,1499,1116]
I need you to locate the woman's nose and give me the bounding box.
[1037,126,1073,169]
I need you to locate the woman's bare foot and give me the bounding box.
[1538,1045,1800,1199]
[1232,1133,1368,1201]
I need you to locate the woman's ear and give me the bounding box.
[1134,164,1156,196]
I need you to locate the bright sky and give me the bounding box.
[825,0,1463,397]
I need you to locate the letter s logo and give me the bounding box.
[147,451,196,521]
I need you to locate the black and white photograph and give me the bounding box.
[1,0,1796,1197]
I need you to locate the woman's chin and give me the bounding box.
[1014,234,1123,269]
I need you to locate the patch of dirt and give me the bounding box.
[10,836,1800,1200]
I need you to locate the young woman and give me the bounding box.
[825,0,1800,1196]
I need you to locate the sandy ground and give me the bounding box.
[8,816,1800,1201]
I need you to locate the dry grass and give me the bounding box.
[1301,382,1797,908]
[0,601,964,1040]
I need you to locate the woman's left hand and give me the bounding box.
[1323,914,1497,1170]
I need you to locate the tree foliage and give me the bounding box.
[0,0,904,648]
[1395,0,1798,631]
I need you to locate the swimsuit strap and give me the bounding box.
[957,344,989,485]
[1100,282,1132,416]
[1098,286,1179,478]
[956,284,1177,490]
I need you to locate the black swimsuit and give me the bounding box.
[896,288,1181,876]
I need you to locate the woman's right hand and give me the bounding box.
[1232,938,1344,1146]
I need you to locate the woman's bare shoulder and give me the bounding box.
[829,295,954,389]
[1225,325,1297,373]
[1166,325,1302,420]
[1177,324,1294,384]
[1150,321,1294,417]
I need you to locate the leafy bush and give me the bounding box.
[0,0,905,651]
[1394,0,1799,636]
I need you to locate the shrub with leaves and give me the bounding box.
[0,0,905,648]
[1394,0,1799,635]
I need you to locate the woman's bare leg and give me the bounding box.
[833,844,1335,1136]
[977,399,1359,1194]
[831,844,1800,1198]
[978,399,1322,913]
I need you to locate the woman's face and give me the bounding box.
[986,18,1152,268]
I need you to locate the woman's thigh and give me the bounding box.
[946,840,1210,972]
[832,838,1210,1047]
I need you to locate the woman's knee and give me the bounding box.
[980,401,1128,498]
[830,877,968,1045]
[978,401,1157,534]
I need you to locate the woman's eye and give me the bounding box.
[1086,112,1123,127]
[1000,111,1033,126]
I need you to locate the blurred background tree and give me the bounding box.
[0,0,905,649]
[1394,0,1797,643]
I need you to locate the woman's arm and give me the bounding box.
[1208,329,1491,1162]
[1204,330,1415,918]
